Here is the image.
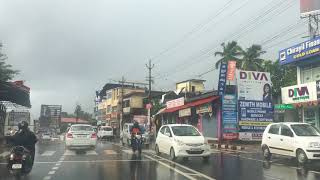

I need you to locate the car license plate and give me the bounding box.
[77,135,87,138]
[12,164,22,169]
[190,148,201,151]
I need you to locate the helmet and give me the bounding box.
[18,121,29,130]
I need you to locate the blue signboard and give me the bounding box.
[279,36,320,65]
[238,100,273,132]
[218,62,228,96]
[222,94,238,134]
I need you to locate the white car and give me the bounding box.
[155,124,211,161]
[261,122,320,164]
[41,133,51,140]
[97,126,113,140]
[65,124,97,150]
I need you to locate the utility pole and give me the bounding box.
[307,14,319,39]
[145,59,155,132]
[119,76,125,135]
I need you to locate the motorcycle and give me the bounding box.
[7,146,33,177]
[131,134,143,155]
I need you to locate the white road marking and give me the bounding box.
[41,151,56,156]
[64,150,76,156]
[0,151,10,157]
[43,176,51,180]
[52,166,59,170]
[145,155,198,180]
[146,154,216,180]
[48,171,55,175]
[55,163,61,166]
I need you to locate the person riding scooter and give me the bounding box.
[130,121,143,153]
[11,121,38,165]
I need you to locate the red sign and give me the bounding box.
[223,133,238,140]
[226,61,236,80]
[146,103,152,109]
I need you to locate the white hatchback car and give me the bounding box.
[65,124,97,150]
[261,122,320,164]
[155,124,211,161]
[97,126,113,140]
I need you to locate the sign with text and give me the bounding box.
[196,104,212,114]
[179,108,191,117]
[237,70,272,101]
[166,97,184,109]
[222,94,238,140]
[281,82,317,104]
[279,36,320,65]
[238,100,273,132]
[218,62,228,96]
[227,61,237,80]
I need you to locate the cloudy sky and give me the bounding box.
[0,0,306,117]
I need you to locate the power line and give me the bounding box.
[151,0,236,63]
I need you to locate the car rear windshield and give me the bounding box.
[103,127,112,131]
[291,124,320,136]
[71,126,93,132]
[171,126,200,136]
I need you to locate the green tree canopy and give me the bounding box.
[0,43,19,81]
[240,44,266,71]
[214,41,242,69]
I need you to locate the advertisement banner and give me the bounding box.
[179,108,191,117]
[222,94,238,140]
[227,61,237,80]
[237,70,272,101]
[238,100,273,132]
[300,0,320,17]
[279,36,320,65]
[281,82,317,104]
[166,97,184,109]
[218,62,228,96]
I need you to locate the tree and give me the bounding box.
[0,43,19,81]
[74,104,93,122]
[214,41,242,69]
[240,44,266,71]
[262,60,296,97]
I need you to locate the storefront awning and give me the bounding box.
[163,96,219,113]
[0,81,31,108]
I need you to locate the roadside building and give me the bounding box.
[279,36,320,128]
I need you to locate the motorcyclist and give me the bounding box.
[11,121,38,165]
[129,121,143,151]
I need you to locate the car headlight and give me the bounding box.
[174,139,185,146]
[309,142,320,148]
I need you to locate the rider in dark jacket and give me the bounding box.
[12,121,38,164]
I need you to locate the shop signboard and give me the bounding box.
[179,108,191,117]
[279,36,320,65]
[166,97,184,109]
[196,104,212,114]
[237,70,273,140]
[300,0,320,17]
[222,94,238,140]
[281,82,317,104]
[274,104,294,110]
[217,62,228,96]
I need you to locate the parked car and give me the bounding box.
[65,124,97,150]
[261,122,320,164]
[121,123,150,148]
[97,126,113,140]
[155,124,211,161]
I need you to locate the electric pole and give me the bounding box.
[145,59,155,132]
[308,14,319,39]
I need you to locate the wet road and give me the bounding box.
[1,140,320,180]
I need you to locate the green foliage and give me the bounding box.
[0,43,19,81]
[240,44,266,71]
[214,41,242,69]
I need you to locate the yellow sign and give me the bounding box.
[239,121,272,126]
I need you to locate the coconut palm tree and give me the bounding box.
[240,44,266,71]
[214,41,242,69]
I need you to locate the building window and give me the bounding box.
[107,105,111,113]
[301,62,320,83]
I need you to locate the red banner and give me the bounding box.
[226,61,236,80]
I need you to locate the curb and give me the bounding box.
[210,144,245,151]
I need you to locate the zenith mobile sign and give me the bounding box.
[281,82,317,104]
[279,36,320,65]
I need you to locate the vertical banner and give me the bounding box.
[237,70,273,141]
[218,62,228,96]
[226,61,236,81]
[222,94,238,140]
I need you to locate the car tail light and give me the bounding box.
[91,133,97,138]
[67,133,73,138]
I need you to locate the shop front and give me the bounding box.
[196,103,217,139]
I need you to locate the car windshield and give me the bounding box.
[171,126,201,136]
[103,127,112,131]
[71,126,93,132]
[291,124,320,136]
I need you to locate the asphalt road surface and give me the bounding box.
[1,140,320,180]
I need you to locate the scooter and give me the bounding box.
[7,146,33,177]
[132,134,143,155]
